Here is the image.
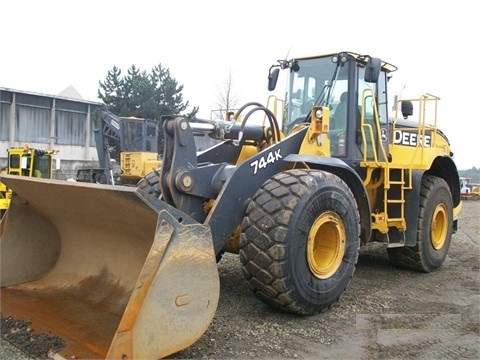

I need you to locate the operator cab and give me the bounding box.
[7,147,53,178]
[268,51,397,160]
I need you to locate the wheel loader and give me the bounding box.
[76,109,162,185]
[0,145,56,219]
[0,51,462,359]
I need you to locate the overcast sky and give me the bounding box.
[2,0,478,169]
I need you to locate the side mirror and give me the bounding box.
[291,60,299,72]
[364,57,381,83]
[268,68,280,91]
[401,100,413,118]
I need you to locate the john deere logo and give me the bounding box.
[393,130,431,148]
[381,128,388,142]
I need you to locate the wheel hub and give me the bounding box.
[307,211,346,279]
[431,204,447,250]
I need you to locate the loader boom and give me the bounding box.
[160,116,309,253]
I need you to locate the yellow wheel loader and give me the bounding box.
[76,109,161,185]
[0,51,462,359]
[0,145,56,219]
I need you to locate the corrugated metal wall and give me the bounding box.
[0,89,101,149]
[0,88,102,178]
[0,91,10,141]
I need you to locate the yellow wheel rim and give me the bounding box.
[431,204,448,250]
[307,211,346,279]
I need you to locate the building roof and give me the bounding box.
[58,85,84,100]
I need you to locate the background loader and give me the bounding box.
[460,177,480,200]
[75,109,161,185]
[0,145,56,219]
[0,51,462,359]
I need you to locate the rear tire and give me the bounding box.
[387,175,453,272]
[239,169,361,315]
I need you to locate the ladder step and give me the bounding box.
[387,199,405,204]
[387,241,405,248]
[387,218,406,225]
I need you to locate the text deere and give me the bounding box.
[394,130,431,148]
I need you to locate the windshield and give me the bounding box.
[285,56,349,128]
[32,152,52,178]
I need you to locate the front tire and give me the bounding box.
[387,175,453,272]
[137,168,162,197]
[239,169,361,315]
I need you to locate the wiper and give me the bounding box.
[313,83,331,107]
[313,64,341,108]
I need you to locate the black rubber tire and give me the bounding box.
[387,175,453,273]
[239,169,361,315]
[137,168,162,197]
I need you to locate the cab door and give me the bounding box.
[356,68,389,163]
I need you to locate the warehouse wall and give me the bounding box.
[0,87,103,179]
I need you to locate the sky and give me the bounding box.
[1,0,479,169]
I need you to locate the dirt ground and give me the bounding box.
[1,201,479,359]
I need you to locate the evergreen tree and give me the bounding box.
[98,64,198,119]
[97,64,199,157]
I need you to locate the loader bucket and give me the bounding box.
[0,175,220,359]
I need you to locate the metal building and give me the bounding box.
[1,87,103,179]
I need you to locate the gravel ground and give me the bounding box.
[1,200,479,359]
[0,317,63,359]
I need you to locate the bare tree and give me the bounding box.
[212,69,239,120]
